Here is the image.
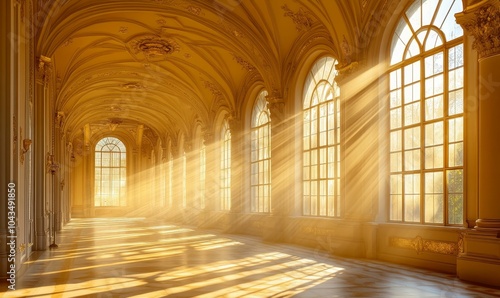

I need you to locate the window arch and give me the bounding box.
[389,0,464,224]
[94,137,127,206]
[303,56,340,217]
[251,90,271,213]
[220,119,231,210]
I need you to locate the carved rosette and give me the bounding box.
[456,1,500,59]
[265,96,285,124]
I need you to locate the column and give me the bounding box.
[82,124,93,217]
[184,139,196,225]
[225,116,243,233]
[33,56,52,250]
[170,142,183,222]
[199,130,215,228]
[263,94,290,241]
[456,0,500,287]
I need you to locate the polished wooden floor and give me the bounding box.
[2,218,500,297]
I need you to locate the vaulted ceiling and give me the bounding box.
[37,0,392,149]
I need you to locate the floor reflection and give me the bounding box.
[3,218,500,297]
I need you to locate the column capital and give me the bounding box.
[36,55,52,86]
[456,0,500,59]
[227,115,241,132]
[265,95,285,123]
[335,61,360,86]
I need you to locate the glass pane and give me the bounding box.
[425,52,443,78]
[425,95,443,120]
[447,169,464,224]
[404,127,420,149]
[390,90,402,108]
[425,122,444,146]
[390,108,402,129]
[424,29,443,51]
[390,152,402,172]
[424,171,443,223]
[404,174,420,222]
[449,89,464,115]
[390,130,402,152]
[404,61,420,85]
[404,82,420,104]
[448,117,463,142]
[449,142,464,167]
[390,69,402,90]
[404,102,420,125]
[425,74,444,98]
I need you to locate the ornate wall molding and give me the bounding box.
[389,236,459,256]
[456,1,500,59]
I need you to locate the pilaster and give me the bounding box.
[199,130,215,228]
[263,94,290,242]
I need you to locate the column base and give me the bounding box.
[457,230,500,287]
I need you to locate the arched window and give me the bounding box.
[303,56,340,217]
[251,90,271,213]
[220,119,231,210]
[389,0,464,224]
[94,137,126,206]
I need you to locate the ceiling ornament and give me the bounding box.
[121,82,146,90]
[108,105,123,112]
[232,54,256,72]
[282,4,314,31]
[119,26,128,34]
[186,5,203,16]
[62,38,73,47]
[127,35,180,62]
[107,118,123,132]
[202,79,223,99]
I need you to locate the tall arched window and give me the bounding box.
[303,56,340,217]
[389,0,464,224]
[94,137,126,206]
[251,90,271,213]
[220,119,231,210]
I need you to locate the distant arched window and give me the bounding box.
[388,0,464,224]
[303,56,340,217]
[251,90,271,213]
[94,137,126,206]
[220,119,231,210]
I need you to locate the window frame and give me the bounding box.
[94,137,127,207]
[302,56,341,218]
[387,0,465,225]
[250,90,272,213]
